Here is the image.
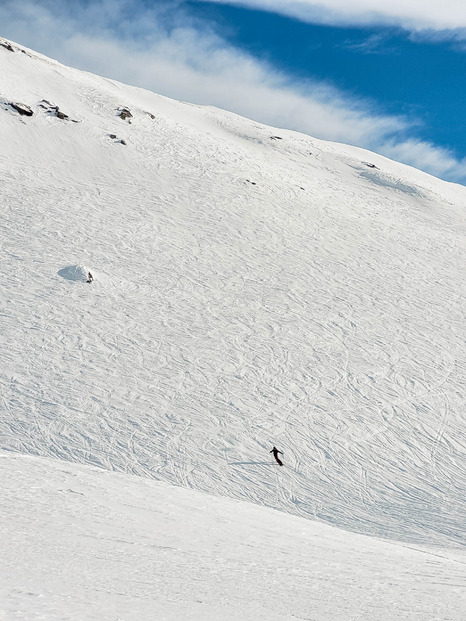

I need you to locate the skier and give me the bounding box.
[270,446,283,466]
[86,271,93,284]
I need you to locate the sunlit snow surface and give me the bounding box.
[1,37,466,619]
[2,453,466,621]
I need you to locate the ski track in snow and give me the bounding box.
[1,40,466,551]
[3,453,466,621]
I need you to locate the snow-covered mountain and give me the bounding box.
[1,37,465,619]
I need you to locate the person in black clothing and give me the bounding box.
[87,272,93,284]
[270,446,283,466]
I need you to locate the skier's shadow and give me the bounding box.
[229,461,280,466]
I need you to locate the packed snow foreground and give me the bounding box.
[0,37,465,619]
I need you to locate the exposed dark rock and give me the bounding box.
[270,136,282,140]
[364,162,379,169]
[0,41,15,52]
[118,107,132,121]
[56,109,69,120]
[39,100,74,121]
[120,140,127,145]
[146,112,155,119]
[9,102,33,116]
[109,134,117,139]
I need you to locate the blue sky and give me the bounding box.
[192,2,466,151]
[1,0,466,183]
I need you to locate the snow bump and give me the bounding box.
[58,265,93,283]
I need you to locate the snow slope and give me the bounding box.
[2,452,466,621]
[1,33,465,561]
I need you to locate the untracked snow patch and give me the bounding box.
[1,452,466,621]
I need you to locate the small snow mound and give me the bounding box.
[58,265,93,283]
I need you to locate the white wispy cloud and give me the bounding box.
[200,0,466,33]
[342,33,395,55]
[382,139,466,184]
[1,0,465,183]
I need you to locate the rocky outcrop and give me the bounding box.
[118,107,132,122]
[108,134,126,145]
[39,99,77,121]
[9,102,33,116]
[0,41,15,52]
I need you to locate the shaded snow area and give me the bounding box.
[2,453,466,621]
[1,36,466,619]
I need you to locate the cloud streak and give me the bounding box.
[1,0,465,183]
[200,0,466,33]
